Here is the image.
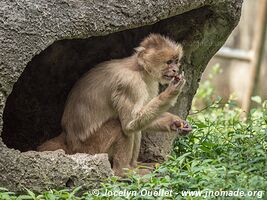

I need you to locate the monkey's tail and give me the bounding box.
[37,132,68,153]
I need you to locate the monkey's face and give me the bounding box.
[160,53,181,85]
[144,47,182,85]
[137,34,184,84]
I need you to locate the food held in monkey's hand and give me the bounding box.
[170,119,192,135]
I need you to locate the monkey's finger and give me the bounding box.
[179,120,192,132]
[170,120,180,131]
[174,120,182,127]
[174,75,181,82]
[174,78,185,88]
[171,76,180,85]
[174,119,192,132]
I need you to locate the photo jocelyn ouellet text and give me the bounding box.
[88,189,264,198]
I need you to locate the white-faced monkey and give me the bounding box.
[38,34,192,176]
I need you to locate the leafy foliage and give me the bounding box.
[1,65,266,199]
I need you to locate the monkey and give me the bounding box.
[37,33,192,176]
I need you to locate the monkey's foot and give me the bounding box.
[113,168,130,177]
[137,162,159,168]
[136,168,152,176]
[114,167,152,177]
[129,167,152,176]
[171,119,192,135]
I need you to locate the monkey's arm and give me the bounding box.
[113,74,186,135]
[126,95,176,132]
[143,112,192,134]
[143,112,181,132]
[115,88,181,135]
[114,94,169,134]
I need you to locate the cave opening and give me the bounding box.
[1,7,212,152]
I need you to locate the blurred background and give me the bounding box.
[199,0,267,113]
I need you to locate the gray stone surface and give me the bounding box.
[0,0,242,192]
[0,150,112,192]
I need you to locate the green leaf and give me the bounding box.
[202,142,216,147]
[195,122,209,128]
[25,189,36,200]
[16,195,34,200]
[251,96,262,104]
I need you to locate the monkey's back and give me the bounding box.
[61,56,148,142]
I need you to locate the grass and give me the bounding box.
[1,66,266,200]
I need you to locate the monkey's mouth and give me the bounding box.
[163,75,173,80]
[163,73,178,81]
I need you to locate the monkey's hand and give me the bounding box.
[170,119,192,136]
[165,72,186,96]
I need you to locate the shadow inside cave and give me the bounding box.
[1,6,212,151]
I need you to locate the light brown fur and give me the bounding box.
[37,34,189,176]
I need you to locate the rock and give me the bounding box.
[0,0,242,192]
[0,148,112,192]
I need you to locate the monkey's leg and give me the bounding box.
[130,132,158,170]
[66,119,140,176]
[130,131,142,168]
[113,131,151,176]
[37,132,68,152]
[112,133,135,177]
[66,119,122,154]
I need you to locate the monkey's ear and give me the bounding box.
[176,44,184,60]
[135,46,146,66]
[134,46,146,53]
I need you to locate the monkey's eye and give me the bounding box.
[166,60,172,65]
[174,59,179,64]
